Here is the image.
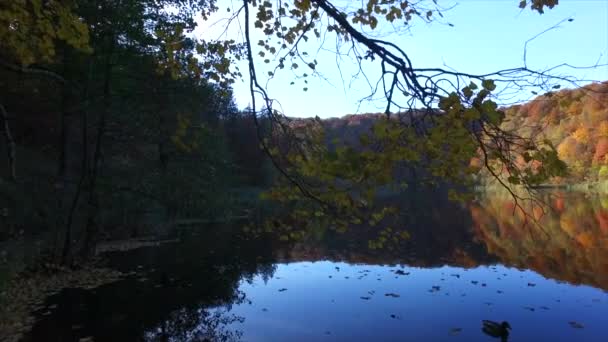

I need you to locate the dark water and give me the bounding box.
[27,192,608,341]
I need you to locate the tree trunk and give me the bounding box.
[61,61,93,264]
[81,41,114,259]
[0,103,16,181]
[156,87,176,221]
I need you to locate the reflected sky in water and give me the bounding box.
[230,262,606,341]
[26,192,608,341]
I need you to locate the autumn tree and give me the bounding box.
[229,0,577,236]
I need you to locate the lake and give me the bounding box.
[25,191,608,341]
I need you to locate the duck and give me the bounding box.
[482,320,511,341]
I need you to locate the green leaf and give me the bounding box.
[482,79,496,91]
[462,86,473,99]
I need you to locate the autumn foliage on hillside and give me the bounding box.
[500,81,608,182]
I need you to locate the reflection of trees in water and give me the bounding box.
[267,191,608,291]
[141,259,278,341]
[470,192,608,290]
[140,255,279,341]
[135,237,277,342]
[27,229,279,341]
[143,306,244,342]
[273,192,494,268]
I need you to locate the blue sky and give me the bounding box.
[197,0,608,118]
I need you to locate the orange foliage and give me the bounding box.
[469,156,482,170]
[593,137,608,164]
[595,210,608,234]
[557,136,581,162]
[498,81,608,182]
[575,231,594,248]
[598,121,608,137]
[572,126,590,144]
[554,197,565,212]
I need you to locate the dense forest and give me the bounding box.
[0,0,273,266]
[500,81,608,183]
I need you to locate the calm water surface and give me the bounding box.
[26,192,608,341]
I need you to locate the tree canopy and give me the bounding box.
[0,0,599,249]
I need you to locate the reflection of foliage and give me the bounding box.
[265,191,493,268]
[470,192,608,290]
[18,228,277,341]
[143,307,244,342]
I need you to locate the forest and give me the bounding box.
[1,0,607,341]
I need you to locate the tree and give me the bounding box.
[233,0,575,235]
[0,0,248,264]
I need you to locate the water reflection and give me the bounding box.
[25,192,608,341]
[471,191,608,290]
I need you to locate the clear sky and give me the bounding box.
[196,0,608,118]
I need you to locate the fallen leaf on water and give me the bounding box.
[449,328,462,336]
[568,321,584,329]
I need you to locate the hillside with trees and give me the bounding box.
[499,81,608,183]
[286,82,608,187]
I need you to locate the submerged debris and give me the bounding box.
[449,328,462,336]
[568,321,584,329]
[429,286,441,293]
[394,270,410,276]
